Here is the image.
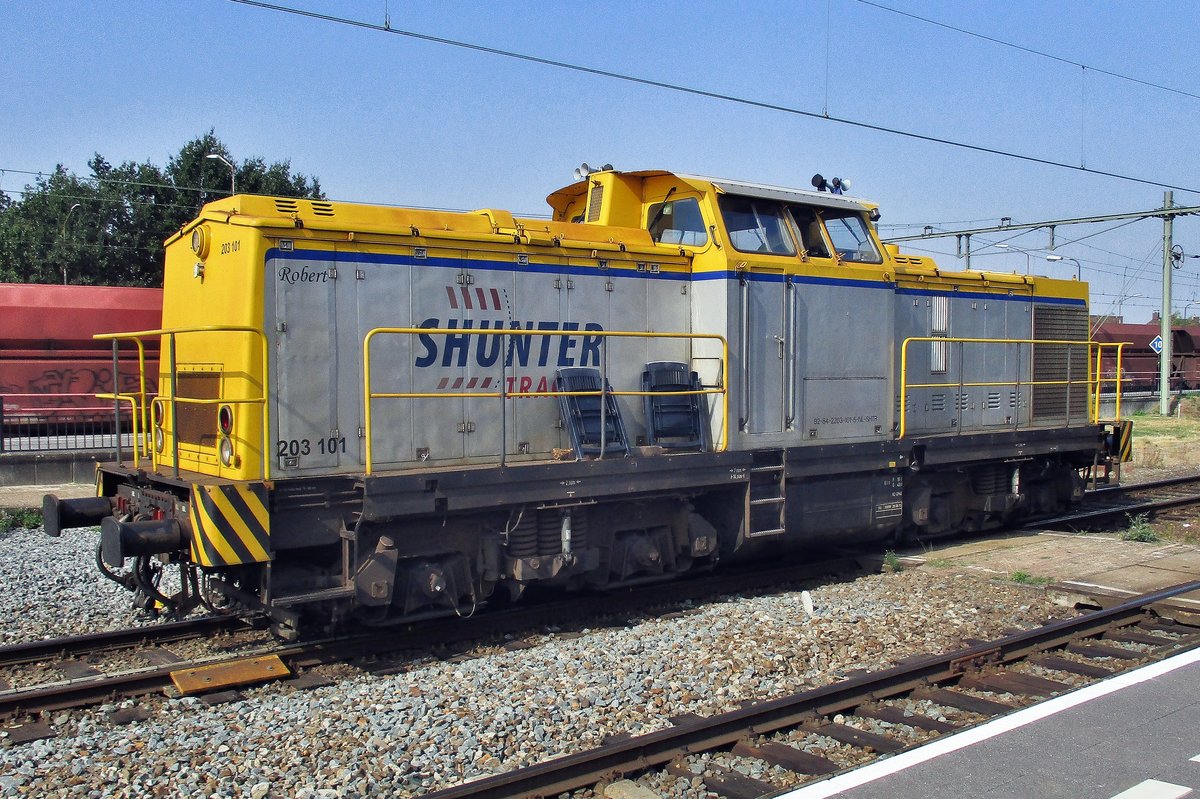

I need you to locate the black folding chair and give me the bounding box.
[642,360,708,451]
[554,367,629,458]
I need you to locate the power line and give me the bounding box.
[879,218,1002,230]
[855,0,1200,103]
[228,0,1200,195]
[0,186,200,214]
[1,166,213,197]
[1,166,554,220]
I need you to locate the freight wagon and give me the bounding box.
[1091,320,1200,392]
[0,283,161,433]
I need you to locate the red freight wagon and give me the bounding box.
[0,283,162,426]
[1091,320,1200,392]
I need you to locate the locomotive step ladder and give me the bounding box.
[747,449,787,537]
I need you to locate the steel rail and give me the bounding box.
[1042,474,1200,530]
[1086,472,1200,496]
[0,557,864,720]
[422,579,1200,799]
[0,615,245,669]
[5,475,1198,721]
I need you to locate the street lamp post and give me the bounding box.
[205,154,236,196]
[1181,299,1199,325]
[995,243,1032,274]
[60,203,81,285]
[1117,293,1144,320]
[1045,255,1081,280]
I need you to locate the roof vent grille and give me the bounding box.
[585,184,603,223]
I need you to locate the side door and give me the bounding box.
[462,263,506,459]
[269,252,342,474]
[742,274,787,434]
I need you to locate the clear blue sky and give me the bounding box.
[5,0,1200,321]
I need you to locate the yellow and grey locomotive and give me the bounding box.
[45,167,1129,637]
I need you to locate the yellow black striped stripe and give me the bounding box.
[188,484,271,567]
[1118,420,1134,463]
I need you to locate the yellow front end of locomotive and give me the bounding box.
[156,198,274,483]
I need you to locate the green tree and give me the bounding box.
[1171,311,1200,327]
[0,131,323,287]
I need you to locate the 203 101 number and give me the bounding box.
[276,437,346,458]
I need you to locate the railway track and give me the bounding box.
[3,474,1196,749]
[1045,473,1200,531]
[0,615,246,670]
[0,556,865,731]
[420,579,1200,799]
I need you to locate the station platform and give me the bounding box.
[903,530,1200,621]
[0,482,93,510]
[782,647,1200,799]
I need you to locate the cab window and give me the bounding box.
[647,197,708,246]
[787,205,832,259]
[717,195,796,256]
[822,210,883,263]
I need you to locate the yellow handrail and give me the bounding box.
[898,336,1128,439]
[94,326,271,480]
[363,327,729,475]
[1101,342,1128,421]
[93,393,145,465]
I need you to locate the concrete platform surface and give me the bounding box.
[0,483,93,510]
[782,649,1200,799]
[903,531,1200,616]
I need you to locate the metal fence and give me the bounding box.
[0,402,132,453]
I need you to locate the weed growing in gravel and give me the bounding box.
[0,508,42,534]
[1010,570,1052,586]
[1120,514,1160,543]
[882,550,902,573]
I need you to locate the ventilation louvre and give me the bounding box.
[1032,305,1089,421]
[585,184,604,223]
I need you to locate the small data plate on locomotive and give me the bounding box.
[170,654,290,696]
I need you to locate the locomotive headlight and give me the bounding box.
[152,401,165,452]
[219,436,234,467]
[218,405,234,436]
[190,226,210,259]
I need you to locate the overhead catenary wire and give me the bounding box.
[0,166,551,219]
[855,0,1200,103]
[227,0,1200,196]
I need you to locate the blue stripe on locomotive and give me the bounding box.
[265,248,1086,307]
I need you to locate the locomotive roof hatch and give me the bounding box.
[677,174,872,213]
[546,168,874,217]
[545,167,884,236]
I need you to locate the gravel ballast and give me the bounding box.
[0,525,159,646]
[0,534,1075,799]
